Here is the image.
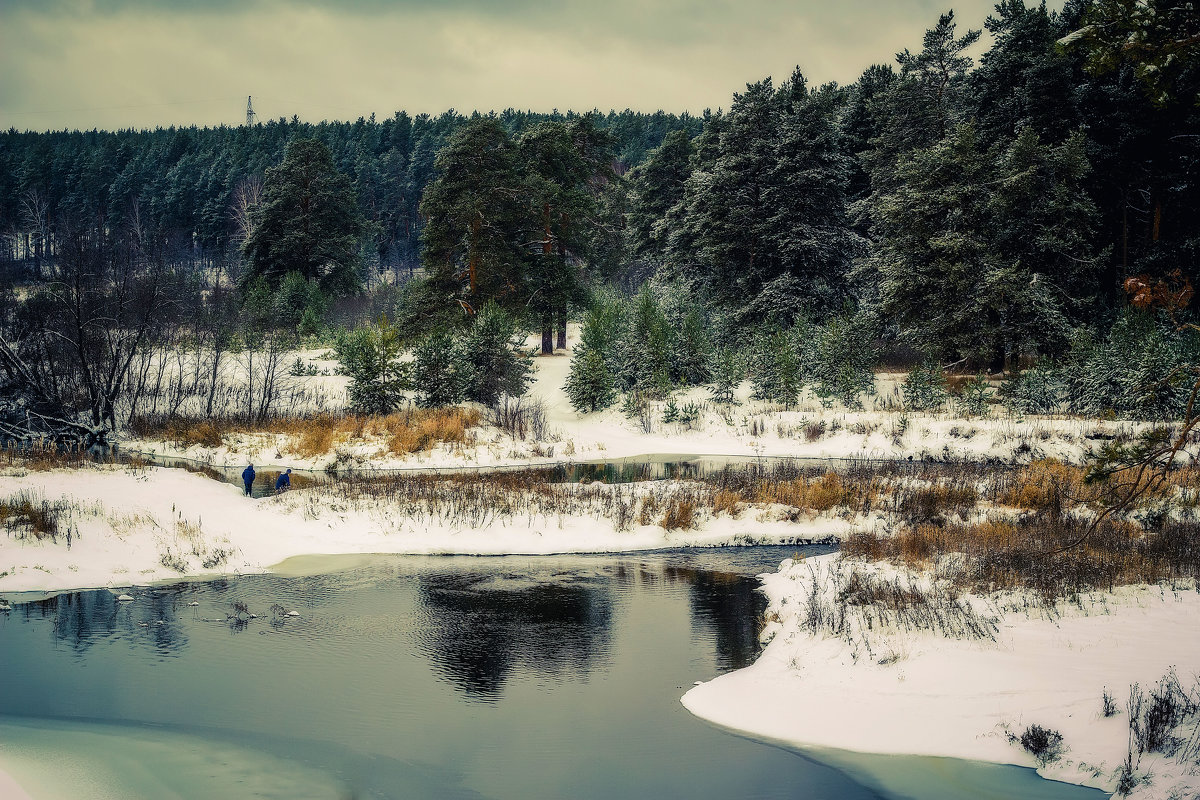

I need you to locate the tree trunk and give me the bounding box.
[541,315,553,355]
[556,306,567,350]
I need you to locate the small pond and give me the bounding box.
[0,548,1104,800]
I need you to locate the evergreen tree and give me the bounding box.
[459,302,532,407]
[565,345,616,413]
[628,129,693,259]
[419,119,529,313]
[334,317,410,415]
[412,330,463,408]
[241,138,367,296]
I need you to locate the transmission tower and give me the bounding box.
[246,96,257,126]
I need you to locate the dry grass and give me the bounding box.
[1,491,71,541]
[996,459,1092,510]
[660,497,697,530]
[129,407,483,458]
[711,489,742,516]
[844,517,1200,601]
[2,443,95,471]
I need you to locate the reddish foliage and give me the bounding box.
[1124,269,1194,312]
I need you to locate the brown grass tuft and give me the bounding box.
[129,407,484,459]
[660,497,696,530]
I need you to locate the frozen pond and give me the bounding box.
[0,548,1104,799]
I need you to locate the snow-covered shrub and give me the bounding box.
[627,285,674,396]
[751,326,803,406]
[806,313,877,409]
[412,330,463,408]
[902,361,948,411]
[458,303,531,408]
[954,374,994,417]
[1002,362,1066,414]
[1018,724,1064,764]
[709,348,742,404]
[565,345,616,413]
[1060,310,1200,419]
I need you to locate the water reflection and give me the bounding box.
[415,571,613,699]
[0,549,1107,800]
[19,588,190,657]
[675,568,765,671]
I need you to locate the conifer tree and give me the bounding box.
[565,346,616,413]
[241,138,367,296]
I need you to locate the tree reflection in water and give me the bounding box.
[672,568,766,671]
[415,572,613,700]
[19,585,192,657]
[619,562,766,672]
[414,556,770,700]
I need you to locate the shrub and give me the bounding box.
[807,313,877,409]
[1060,309,1200,419]
[412,330,463,408]
[902,361,948,411]
[751,327,803,406]
[1018,724,1064,764]
[1002,362,1065,415]
[709,348,742,404]
[459,303,532,408]
[565,345,616,413]
[954,373,994,416]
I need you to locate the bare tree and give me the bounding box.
[0,210,179,447]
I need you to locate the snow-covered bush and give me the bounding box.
[1060,310,1200,419]
[458,303,531,408]
[902,360,948,411]
[1002,362,1065,414]
[751,326,803,406]
[709,348,742,405]
[565,345,616,413]
[954,374,994,417]
[806,313,876,409]
[412,331,462,408]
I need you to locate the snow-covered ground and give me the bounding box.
[683,554,1200,800]
[0,464,849,593]
[120,330,1166,472]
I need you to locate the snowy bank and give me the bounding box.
[682,554,1200,800]
[119,336,1173,473]
[0,465,849,593]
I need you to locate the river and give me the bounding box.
[0,547,1105,800]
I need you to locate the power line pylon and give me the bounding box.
[246,96,257,126]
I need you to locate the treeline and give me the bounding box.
[622,1,1198,366]
[0,108,701,278]
[2,0,1198,439]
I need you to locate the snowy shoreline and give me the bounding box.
[682,554,1200,800]
[0,464,850,594]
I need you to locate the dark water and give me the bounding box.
[0,548,1104,800]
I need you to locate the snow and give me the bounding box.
[117,328,1182,472]
[682,554,1200,800]
[0,464,847,594]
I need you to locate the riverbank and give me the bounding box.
[683,553,1200,800]
[0,463,852,593]
[119,344,1165,473]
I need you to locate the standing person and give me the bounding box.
[274,468,292,493]
[242,463,256,496]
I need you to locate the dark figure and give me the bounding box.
[242,464,256,496]
[275,468,292,493]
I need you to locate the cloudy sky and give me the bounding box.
[3,0,1024,131]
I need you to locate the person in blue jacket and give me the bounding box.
[275,468,292,493]
[242,463,255,496]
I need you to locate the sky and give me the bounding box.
[2,0,1035,132]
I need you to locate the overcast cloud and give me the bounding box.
[2,0,1036,131]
